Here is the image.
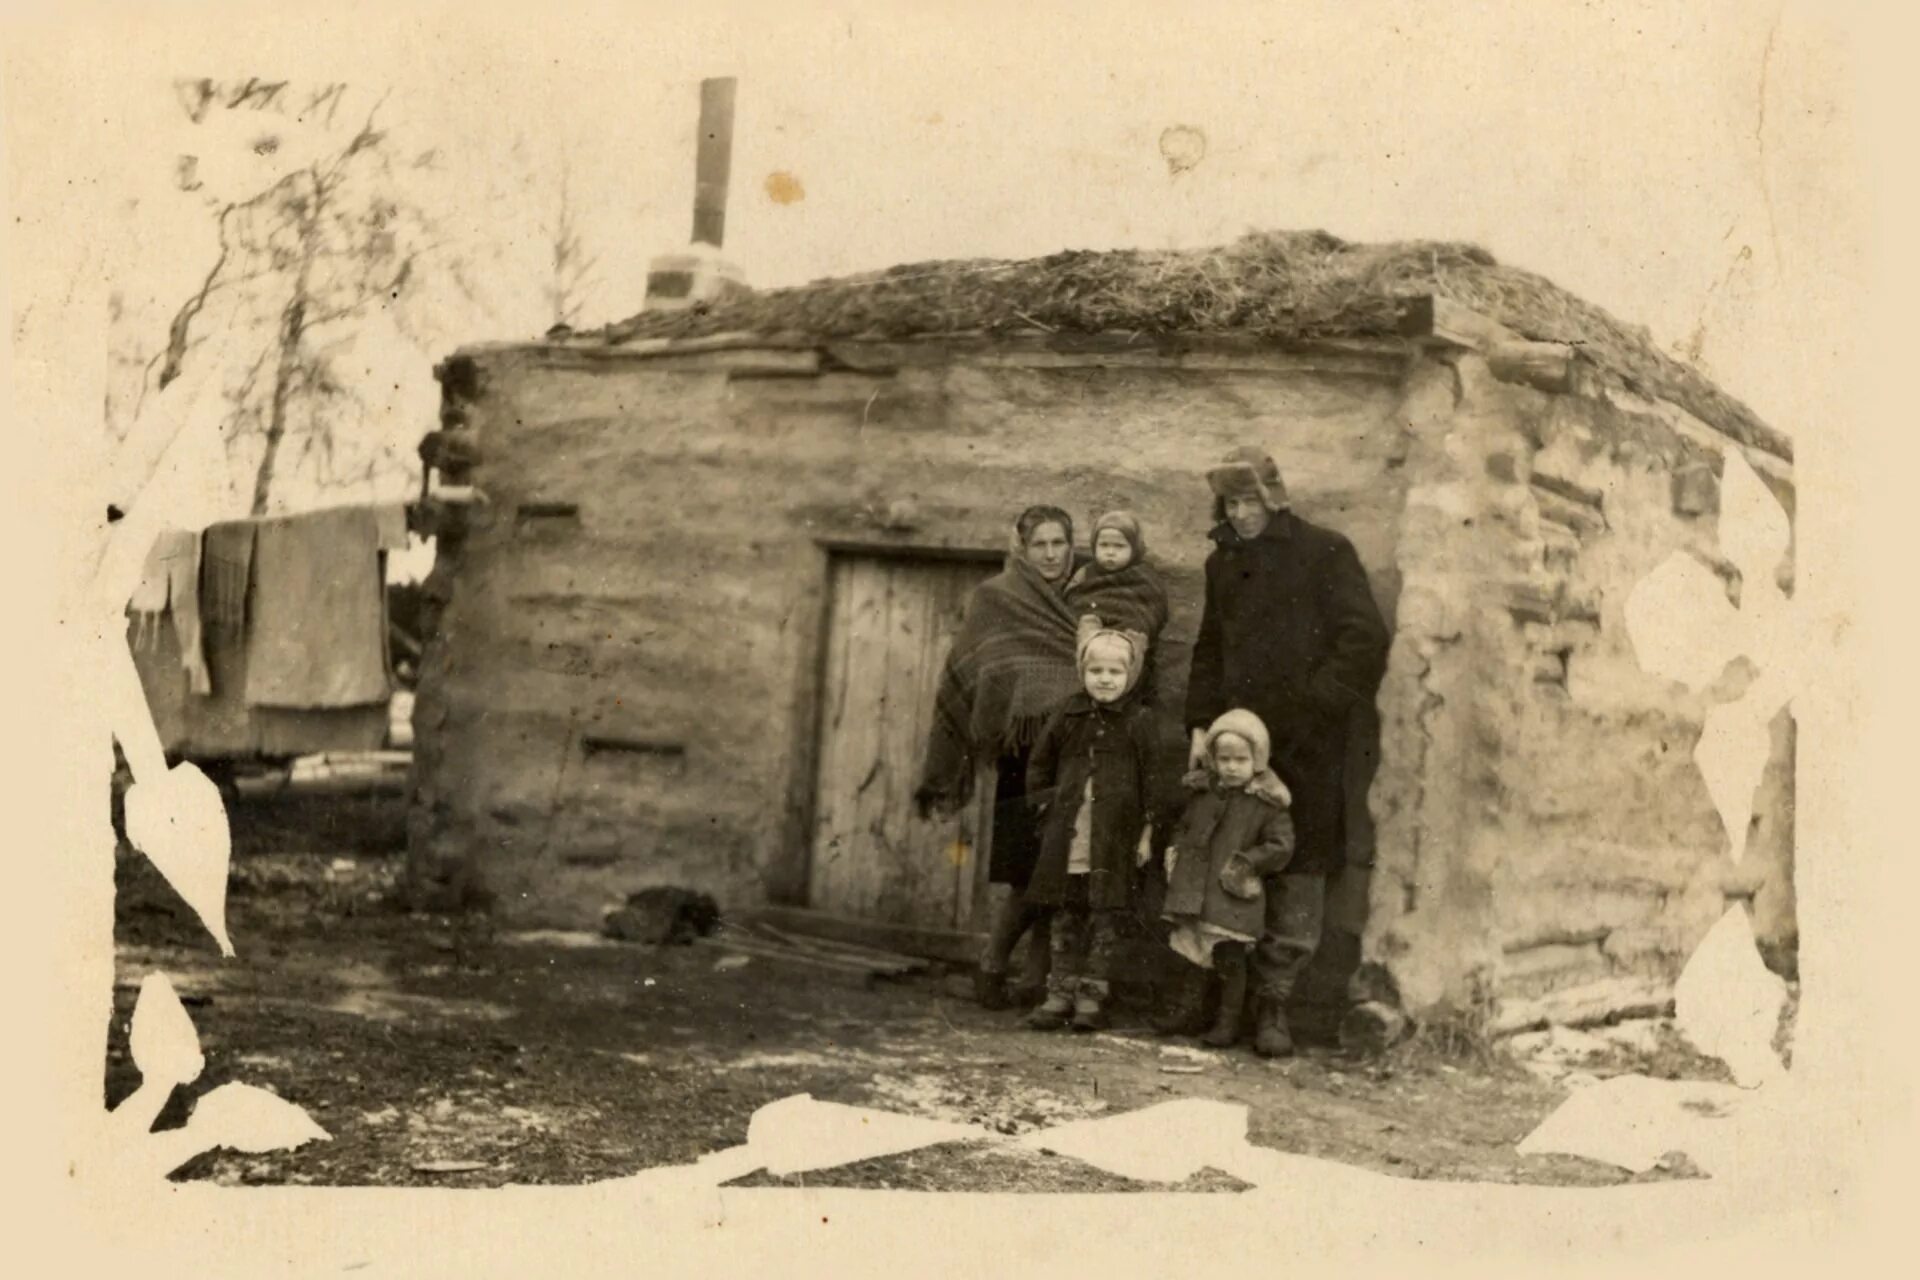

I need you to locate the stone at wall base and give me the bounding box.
[1338,1001,1411,1056]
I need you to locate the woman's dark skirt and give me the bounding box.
[987,747,1043,889]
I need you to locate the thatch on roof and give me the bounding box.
[598,230,1787,461]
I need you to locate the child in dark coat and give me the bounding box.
[1023,621,1160,1032]
[1154,709,1296,1048]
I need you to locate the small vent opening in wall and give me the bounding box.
[580,734,687,771]
[516,501,581,534]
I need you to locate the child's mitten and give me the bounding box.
[1219,853,1261,900]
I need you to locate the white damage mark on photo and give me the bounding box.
[1518,449,1803,1171]
[107,974,329,1179]
[1674,906,1791,1090]
[1625,450,1801,864]
[93,429,330,1175]
[742,1094,995,1178]
[1517,1075,1754,1177]
[109,641,233,956]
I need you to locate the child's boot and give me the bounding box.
[1151,965,1210,1036]
[1202,945,1249,1049]
[1070,981,1109,1032]
[1026,977,1075,1030]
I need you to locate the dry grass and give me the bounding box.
[599,229,1785,459]
[1381,971,1514,1074]
[1394,1007,1514,1075]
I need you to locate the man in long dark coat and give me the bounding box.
[1184,446,1390,1057]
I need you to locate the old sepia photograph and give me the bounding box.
[5,0,1897,1269]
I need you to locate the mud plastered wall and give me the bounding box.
[407,338,1413,927]
[1362,351,1796,1026]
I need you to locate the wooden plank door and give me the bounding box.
[809,554,998,931]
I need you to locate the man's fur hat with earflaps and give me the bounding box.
[1206,446,1290,522]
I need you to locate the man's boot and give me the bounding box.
[972,968,1010,1011]
[1009,913,1052,1007]
[1251,992,1295,1058]
[1151,964,1211,1036]
[979,890,1038,1009]
[1201,946,1250,1049]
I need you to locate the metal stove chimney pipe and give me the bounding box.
[645,76,746,312]
[691,77,735,249]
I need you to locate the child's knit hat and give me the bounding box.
[1088,509,1147,565]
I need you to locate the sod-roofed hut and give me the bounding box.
[407,230,1795,1032]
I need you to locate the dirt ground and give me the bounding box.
[108,790,1726,1192]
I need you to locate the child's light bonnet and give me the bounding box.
[1075,616,1148,696]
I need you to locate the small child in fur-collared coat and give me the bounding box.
[1154,709,1296,1048]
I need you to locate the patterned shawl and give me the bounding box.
[917,552,1081,806]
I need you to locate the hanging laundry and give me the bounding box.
[373,501,410,552]
[124,529,210,696]
[244,505,392,709]
[202,519,256,637]
[133,611,391,760]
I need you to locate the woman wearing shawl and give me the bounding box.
[915,505,1081,1009]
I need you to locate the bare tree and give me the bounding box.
[542,162,601,332]
[147,82,449,514]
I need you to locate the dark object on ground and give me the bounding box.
[602,887,721,945]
